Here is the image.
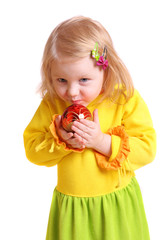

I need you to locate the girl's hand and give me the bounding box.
[71,109,112,157]
[55,115,85,149]
[71,109,103,149]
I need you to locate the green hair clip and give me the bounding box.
[91,42,108,70]
[91,42,100,61]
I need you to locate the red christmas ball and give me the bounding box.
[61,104,92,132]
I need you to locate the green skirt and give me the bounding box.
[46,177,150,240]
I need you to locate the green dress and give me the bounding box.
[46,177,150,240]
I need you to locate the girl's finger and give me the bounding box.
[67,135,85,149]
[55,115,61,128]
[55,115,73,140]
[71,124,89,139]
[73,133,86,143]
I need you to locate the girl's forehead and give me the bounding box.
[51,55,102,78]
[53,54,89,64]
[52,56,93,71]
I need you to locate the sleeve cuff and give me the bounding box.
[94,126,130,170]
[49,114,84,153]
[109,135,121,161]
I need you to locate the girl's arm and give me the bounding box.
[95,90,156,171]
[23,98,83,167]
[121,90,156,170]
[71,90,156,172]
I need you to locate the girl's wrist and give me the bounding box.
[93,133,112,157]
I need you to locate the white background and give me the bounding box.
[0,0,163,239]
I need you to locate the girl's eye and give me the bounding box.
[80,78,88,82]
[58,78,67,83]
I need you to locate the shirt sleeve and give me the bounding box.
[121,90,156,170]
[94,90,156,171]
[23,98,82,167]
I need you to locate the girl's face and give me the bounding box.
[51,55,104,107]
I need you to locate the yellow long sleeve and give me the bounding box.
[94,90,156,172]
[23,98,73,167]
[122,90,156,170]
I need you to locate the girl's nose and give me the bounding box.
[67,84,79,98]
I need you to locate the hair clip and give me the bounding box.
[91,42,100,61]
[91,43,108,70]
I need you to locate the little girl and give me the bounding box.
[24,16,156,240]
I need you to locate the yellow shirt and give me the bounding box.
[23,90,156,197]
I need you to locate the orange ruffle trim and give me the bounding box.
[49,114,84,153]
[95,126,130,170]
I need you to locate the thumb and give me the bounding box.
[55,115,61,128]
[93,109,100,124]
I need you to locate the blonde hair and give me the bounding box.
[40,16,134,104]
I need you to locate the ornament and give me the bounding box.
[61,104,92,132]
